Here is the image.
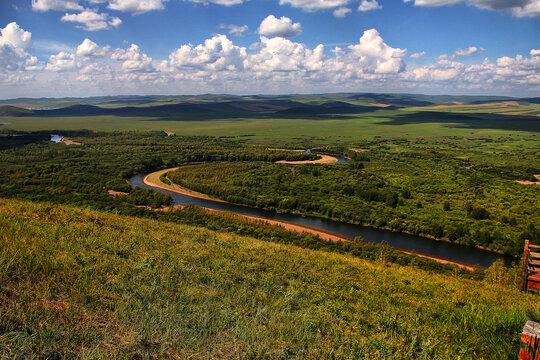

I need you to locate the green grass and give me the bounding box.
[2,110,538,145]
[0,197,538,359]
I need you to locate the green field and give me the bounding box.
[0,198,537,359]
[1,111,538,145]
[1,94,539,145]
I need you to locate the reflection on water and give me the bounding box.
[129,173,516,268]
[50,134,63,143]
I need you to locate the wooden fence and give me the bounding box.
[520,240,540,292]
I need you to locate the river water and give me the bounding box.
[128,166,515,268]
[50,134,63,143]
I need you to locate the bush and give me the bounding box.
[468,206,490,220]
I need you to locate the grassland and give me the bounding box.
[1,111,538,145]
[0,197,538,359]
[1,94,538,145]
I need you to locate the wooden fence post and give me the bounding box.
[521,240,530,292]
[520,321,540,360]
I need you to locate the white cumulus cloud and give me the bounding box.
[344,29,407,74]
[188,0,244,5]
[25,56,44,71]
[107,0,167,13]
[258,15,302,38]
[403,0,540,17]
[111,44,154,72]
[0,22,32,51]
[218,24,248,36]
[279,0,350,11]
[163,34,247,71]
[2,22,539,98]
[61,9,122,31]
[76,38,109,57]
[451,46,484,58]
[333,7,351,16]
[410,51,426,59]
[0,22,33,71]
[358,0,381,11]
[248,36,325,72]
[45,51,77,71]
[32,0,84,11]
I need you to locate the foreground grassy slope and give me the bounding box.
[0,198,537,359]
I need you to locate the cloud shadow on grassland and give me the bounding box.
[379,111,540,132]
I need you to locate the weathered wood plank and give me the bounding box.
[520,321,540,360]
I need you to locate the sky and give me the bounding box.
[0,0,539,98]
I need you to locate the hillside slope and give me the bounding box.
[0,198,537,359]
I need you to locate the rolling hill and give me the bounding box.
[0,197,537,358]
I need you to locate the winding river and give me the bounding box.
[128,153,516,269]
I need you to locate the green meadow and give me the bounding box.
[2,110,539,145]
[0,198,538,359]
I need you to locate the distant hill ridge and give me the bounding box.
[0,94,538,119]
[0,105,33,117]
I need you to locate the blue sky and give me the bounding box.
[0,0,538,98]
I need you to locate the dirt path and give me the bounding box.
[276,154,338,164]
[107,190,128,196]
[348,147,368,152]
[143,167,477,271]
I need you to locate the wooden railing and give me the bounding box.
[520,240,540,292]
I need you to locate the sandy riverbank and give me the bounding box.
[515,174,540,185]
[276,154,338,164]
[61,137,82,145]
[266,148,305,152]
[144,168,227,203]
[267,148,340,164]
